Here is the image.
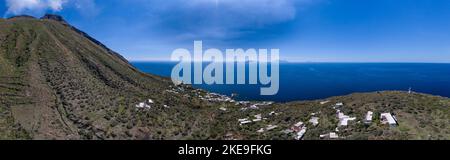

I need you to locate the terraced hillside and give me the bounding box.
[0,15,448,140]
[0,15,204,139]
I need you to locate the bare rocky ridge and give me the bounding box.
[0,15,448,140]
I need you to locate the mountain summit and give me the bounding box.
[0,14,178,139]
[40,14,66,23]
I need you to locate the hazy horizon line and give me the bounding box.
[129,59,450,64]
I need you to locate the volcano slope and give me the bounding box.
[0,15,448,140]
[0,15,204,140]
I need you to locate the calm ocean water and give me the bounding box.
[132,62,450,102]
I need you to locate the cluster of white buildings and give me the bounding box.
[314,101,400,139]
[201,93,235,103]
[269,111,282,116]
[280,115,320,140]
[135,99,172,110]
[238,99,401,140]
[167,85,277,114]
[281,116,319,140]
[329,102,348,137]
[238,111,286,134]
[135,99,154,109]
[257,101,274,106]
[253,114,263,122]
[238,118,252,125]
[240,101,274,111]
[165,89,179,95]
[235,101,251,106]
[165,85,187,94]
[239,99,401,139]
[167,86,237,104]
[239,112,274,126]
[364,111,398,127]
[321,103,342,139]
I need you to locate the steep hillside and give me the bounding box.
[0,15,448,140]
[0,15,204,139]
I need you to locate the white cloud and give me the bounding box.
[136,0,319,40]
[5,0,67,15]
[4,0,99,17]
[148,0,299,26]
[72,0,99,17]
[48,0,65,11]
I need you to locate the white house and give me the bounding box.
[320,100,330,105]
[269,111,276,116]
[295,127,307,140]
[249,104,259,109]
[257,128,265,133]
[309,117,320,126]
[380,113,398,127]
[266,125,278,131]
[291,122,304,133]
[339,117,356,126]
[135,102,144,108]
[333,102,344,109]
[365,111,373,124]
[252,114,262,122]
[238,118,249,122]
[337,110,356,126]
[330,132,339,139]
[320,132,339,139]
[240,120,252,125]
[294,122,304,127]
[239,118,252,125]
[252,119,262,122]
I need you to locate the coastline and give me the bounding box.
[132,62,450,102]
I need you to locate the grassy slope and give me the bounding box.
[0,17,448,140]
[0,17,221,140]
[189,91,449,140]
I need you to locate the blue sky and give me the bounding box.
[1,0,450,62]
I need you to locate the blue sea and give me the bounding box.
[132,62,450,102]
